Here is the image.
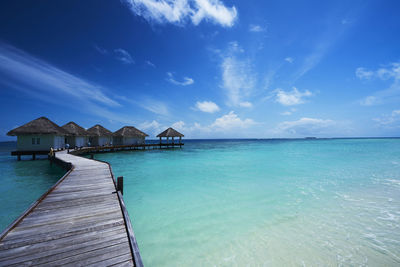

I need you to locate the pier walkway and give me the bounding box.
[0,151,142,266]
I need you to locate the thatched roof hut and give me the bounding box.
[86,124,113,136]
[113,126,148,145]
[61,122,88,136]
[157,127,184,145]
[113,126,148,138]
[157,127,184,138]
[7,117,68,136]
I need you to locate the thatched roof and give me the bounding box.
[62,122,88,136]
[157,127,184,138]
[113,126,148,137]
[7,117,68,136]
[86,124,113,136]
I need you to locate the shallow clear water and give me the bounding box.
[94,139,400,266]
[0,142,65,231]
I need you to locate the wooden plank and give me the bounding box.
[0,219,125,250]
[0,150,140,266]
[6,217,124,241]
[0,228,127,264]
[86,254,133,267]
[38,242,131,267]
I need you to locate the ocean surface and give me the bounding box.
[0,142,65,231]
[93,138,400,266]
[1,139,400,266]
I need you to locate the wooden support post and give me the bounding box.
[159,137,162,149]
[172,137,174,145]
[32,154,36,160]
[117,176,123,195]
[179,136,182,148]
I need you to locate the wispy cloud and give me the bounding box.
[94,45,135,65]
[274,87,313,106]
[0,43,149,124]
[292,16,349,81]
[274,117,336,136]
[356,63,400,106]
[220,42,255,108]
[94,44,108,55]
[145,60,156,68]
[117,95,170,116]
[284,57,294,63]
[166,72,194,86]
[373,110,400,128]
[195,100,220,113]
[114,48,134,64]
[0,43,120,107]
[249,24,265,32]
[123,0,237,27]
[280,108,297,116]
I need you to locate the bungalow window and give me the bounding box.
[36,138,40,145]
[32,138,35,145]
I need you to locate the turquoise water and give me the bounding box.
[94,139,400,266]
[0,142,65,231]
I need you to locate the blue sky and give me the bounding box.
[0,0,399,140]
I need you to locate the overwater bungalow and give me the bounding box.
[7,117,67,151]
[86,124,113,146]
[157,127,184,144]
[62,121,89,148]
[113,126,148,145]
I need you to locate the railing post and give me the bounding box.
[117,176,123,195]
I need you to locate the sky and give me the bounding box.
[0,0,400,140]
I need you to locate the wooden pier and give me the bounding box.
[0,150,143,266]
[11,143,184,160]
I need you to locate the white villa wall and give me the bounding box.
[98,136,112,146]
[75,136,86,147]
[17,135,64,151]
[53,135,65,149]
[123,137,145,145]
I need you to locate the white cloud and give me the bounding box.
[274,117,336,135]
[356,63,400,81]
[280,108,297,116]
[221,43,256,107]
[195,100,220,113]
[167,72,194,86]
[139,120,163,136]
[284,57,294,63]
[138,98,170,115]
[145,60,156,68]
[239,101,252,108]
[145,111,257,138]
[356,63,400,106]
[95,46,135,65]
[274,87,313,106]
[211,111,256,130]
[355,67,374,80]
[359,96,379,106]
[123,0,237,27]
[249,24,265,32]
[114,49,134,64]
[116,95,169,115]
[172,120,185,131]
[0,43,120,107]
[94,44,108,55]
[373,110,400,127]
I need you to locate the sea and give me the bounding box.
[1,139,400,266]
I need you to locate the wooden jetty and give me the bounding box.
[0,150,143,266]
[11,143,184,160]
